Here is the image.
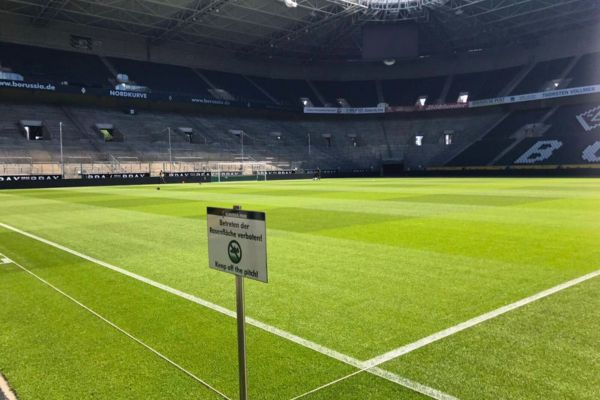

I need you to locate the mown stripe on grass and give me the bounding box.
[285,267,600,400]
[0,222,451,400]
[0,232,359,399]
[381,277,600,400]
[364,267,600,368]
[0,257,226,400]
[4,254,232,400]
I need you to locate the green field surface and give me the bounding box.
[0,178,599,399]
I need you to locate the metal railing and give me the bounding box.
[0,160,284,179]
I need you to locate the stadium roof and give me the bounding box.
[1,0,599,62]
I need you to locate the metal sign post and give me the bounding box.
[235,285,247,397]
[168,127,173,172]
[233,205,248,400]
[59,122,64,178]
[207,204,268,400]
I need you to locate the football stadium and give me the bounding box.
[0,1,599,399]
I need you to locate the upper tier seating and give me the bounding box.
[0,42,111,87]
[381,76,446,106]
[248,77,320,107]
[313,80,378,107]
[1,41,599,111]
[201,69,271,104]
[566,52,600,88]
[511,57,573,94]
[446,66,521,101]
[107,57,211,96]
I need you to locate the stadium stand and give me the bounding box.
[0,99,506,171]
[447,139,515,167]
[494,103,600,166]
[0,42,111,87]
[566,52,600,88]
[511,57,574,94]
[381,76,446,106]
[107,57,211,96]
[484,108,551,140]
[447,108,551,166]
[445,101,600,168]
[446,66,521,102]
[246,77,319,107]
[1,36,599,178]
[1,40,598,108]
[313,80,379,107]
[200,69,272,104]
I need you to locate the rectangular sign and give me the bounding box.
[207,207,267,283]
[166,172,211,177]
[469,84,600,108]
[303,106,386,114]
[0,175,61,182]
[82,173,149,179]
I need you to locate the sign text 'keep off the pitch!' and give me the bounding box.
[207,207,267,283]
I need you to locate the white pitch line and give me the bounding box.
[0,222,453,400]
[0,373,18,400]
[0,253,13,265]
[364,267,600,368]
[285,267,600,400]
[289,365,458,400]
[5,254,231,400]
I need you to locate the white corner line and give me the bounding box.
[0,253,13,264]
[0,373,18,400]
[0,222,453,400]
[5,255,231,400]
[364,268,600,368]
[288,362,457,400]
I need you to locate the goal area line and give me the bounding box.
[290,267,600,399]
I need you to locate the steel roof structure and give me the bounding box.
[0,0,598,62]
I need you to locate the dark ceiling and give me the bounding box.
[0,0,598,62]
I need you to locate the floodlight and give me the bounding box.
[416,96,427,107]
[383,59,396,66]
[337,98,351,107]
[457,92,469,103]
[284,0,298,8]
[445,133,452,145]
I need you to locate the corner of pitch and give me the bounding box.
[0,253,14,265]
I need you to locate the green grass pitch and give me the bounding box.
[0,177,598,399]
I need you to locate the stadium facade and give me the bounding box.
[0,1,599,188]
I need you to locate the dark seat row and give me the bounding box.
[0,41,598,108]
